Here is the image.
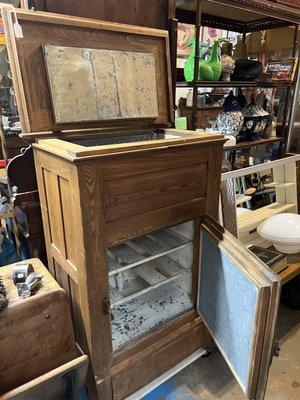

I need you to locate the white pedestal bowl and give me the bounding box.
[257,213,300,254]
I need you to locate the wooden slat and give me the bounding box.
[279,261,300,284]
[104,163,207,222]
[0,355,88,400]
[76,162,113,377]
[112,324,208,400]
[238,202,296,232]
[101,145,211,180]
[107,197,206,246]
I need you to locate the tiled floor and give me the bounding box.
[145,305,300,400]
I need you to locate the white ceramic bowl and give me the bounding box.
[257,213,300,254]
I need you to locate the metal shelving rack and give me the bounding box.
[174,0,300,157]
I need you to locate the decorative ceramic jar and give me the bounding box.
[217,91,244,136]
[221,42,235,81]
[242,98,270,140]
[184,37,229,82]
[258,213,300,254]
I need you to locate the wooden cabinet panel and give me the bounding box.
[102,146,211,180]
[43,168,66,258]
[104,163,207,222]
[107,198,206,246]
[112,323,208,400]
[28,0,175,30]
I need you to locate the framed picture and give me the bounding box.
[265,58,298,82]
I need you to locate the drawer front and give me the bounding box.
[112,323,208,400]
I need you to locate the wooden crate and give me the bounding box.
[0,258,88,399]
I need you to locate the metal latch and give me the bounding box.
[63,370,76,400]
[273,340,280,357]
[103,298,114,320]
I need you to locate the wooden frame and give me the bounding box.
[199,217,281,400]
[200,218,281,399]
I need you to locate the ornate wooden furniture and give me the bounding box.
[2,6,282,400]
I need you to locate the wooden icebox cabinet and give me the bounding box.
[2,7,281,400]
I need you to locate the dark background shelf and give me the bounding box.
[176,81,294,88]
[224,137,285,151]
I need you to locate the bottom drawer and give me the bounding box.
[0,355,88,400]
[112,323,209,400]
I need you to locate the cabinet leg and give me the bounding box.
[95,375,113,400]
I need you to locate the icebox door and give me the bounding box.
[197,217,281,400]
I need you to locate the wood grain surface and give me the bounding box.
[2,8,172,134]
[0,259,77,395]
[0,355,88,400]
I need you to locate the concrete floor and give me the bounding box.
[146,304,300,400]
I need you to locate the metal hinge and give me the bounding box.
[11,8,23,39]
[202,341,216,358]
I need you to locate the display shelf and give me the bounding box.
[236,195,252,205]
[238,202,296,232]
[111,280,193,349]
[264,182,296,189]
[107,229,192,276]
[109,256,188,307]
[224,137,285,151]
[279,256,300,285]
[176,81,294,88]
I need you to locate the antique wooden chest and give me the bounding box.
[2,6,281,400]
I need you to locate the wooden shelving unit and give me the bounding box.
[221,155,300,283]
[174,0,300,158]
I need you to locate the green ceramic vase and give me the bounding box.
[184,37,229,82]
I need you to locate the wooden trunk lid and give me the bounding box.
[2,6,173,137]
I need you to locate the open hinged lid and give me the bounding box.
[1,6,173,138]
[198,217,281,400]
